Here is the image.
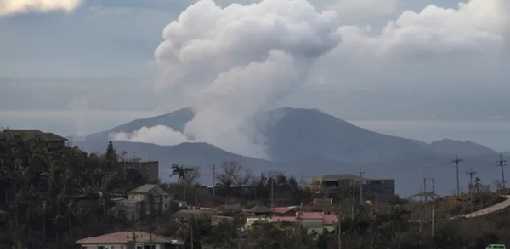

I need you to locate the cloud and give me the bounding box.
[0,0,82,16]
[314,0,399,24]
[303,0,510,120]
[154,0,339,158]
[0,0,81,16]
[111,125,189,146]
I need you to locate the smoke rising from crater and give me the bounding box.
[114,0,510,158]
[154,0,339,158]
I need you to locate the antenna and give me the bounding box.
[452,156,463,197]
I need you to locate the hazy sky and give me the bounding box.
[1,0,509,151]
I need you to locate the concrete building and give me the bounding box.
[113,185,171,221]
[77,231,183,249]
[123,161,159,183]
[311,174,395,202]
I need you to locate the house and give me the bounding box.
[312,198,334,212]
[76,231,183,249]
[113,185,171,221]
[311,174,395,202]
[128,184,171,216]
[269,211,338,234]
[243,205,272,216]
[271,206,298,216]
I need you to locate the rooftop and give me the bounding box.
[76,232,182,245]
[312,174,393,182]
[129,184,167,195]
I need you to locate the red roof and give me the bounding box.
[323,214,339,224]
[77,232,175,244]
[298,212,324,220]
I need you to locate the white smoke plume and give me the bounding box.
[155,0,339,158]
[133,0,509,158]
[111,125,189,146]
[0,0,82,16]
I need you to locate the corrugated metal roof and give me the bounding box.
[76,232,180,244]
[129,184,167,195]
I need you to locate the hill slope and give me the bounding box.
[76,107,499,195]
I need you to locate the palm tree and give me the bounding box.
[171,164,197,203]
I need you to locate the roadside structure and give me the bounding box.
[311,174,395,202]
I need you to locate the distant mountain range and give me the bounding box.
[76,107,501,196]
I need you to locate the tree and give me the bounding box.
[217,161,243,188]
[104,141,117,164]
[171,164,199,203]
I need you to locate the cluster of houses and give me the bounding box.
[244,203,339,234]
[74,171,397,248]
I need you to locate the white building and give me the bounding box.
[77,231,183,249]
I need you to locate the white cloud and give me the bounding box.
[300,0,510,120]
[111,125,189,146]
[147,0,510,156]
[155,0,340,158]
[0,0,82,16]
[315,0,399,24]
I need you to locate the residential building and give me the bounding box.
[1,129,67,152]
[270,211,338,234]
[128,184,171,215]
[123,161,159,183]
[311,174,395,202]
[76,231,183,249]
[113,185,171,221]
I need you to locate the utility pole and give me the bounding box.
[466,169,477,193]
[423,178,426,201]
[452,156,463,197]
[466,169,477,211]
[337,213,342,249]
[270,176,275,209]
[351,180,355,220]
[431,206,436,238]
[212,164,216,198]
[497,154,507,190]
[359,171,365,206]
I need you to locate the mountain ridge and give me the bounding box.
[75,107,500,195]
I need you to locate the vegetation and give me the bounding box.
[0,133,145,249]
[2,130,510,249]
